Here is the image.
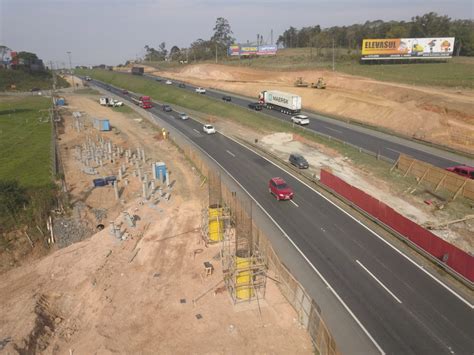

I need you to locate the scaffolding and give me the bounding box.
[221,195,267,304]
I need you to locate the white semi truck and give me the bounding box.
[258,90,301,114]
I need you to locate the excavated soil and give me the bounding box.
[137,63,474,154]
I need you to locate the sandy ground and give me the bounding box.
[0,94,312,353]
[134,64,474,154]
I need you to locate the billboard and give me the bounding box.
[361,37,455,60]
[228,45,240,56]
[257,45,277,55]
[240,46,258,56]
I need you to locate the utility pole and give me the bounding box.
[49,61,57,106]
[67,51,75,91]
[215,43,218,64]
[332,38,335,71]
[271,29,273,45]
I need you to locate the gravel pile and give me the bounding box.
[53,217,93,248]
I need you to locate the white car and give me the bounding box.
[291,114,310,125]
[203,124,216,134]
[195,87,206,94]
[179,112,189,120]
[165,80,173,85]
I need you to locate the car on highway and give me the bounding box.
[268,177,294,201]
[162,104,172,112]
[445,165,474,179]
[122,89,129,95]
[195,87,206,94]
[165,80,173,85]
[222,95,232,102]
[178,112,189,120]
[85,76,92,81]
[155,78,162,82]
[289,153,309,169]
[178,83,186,88]
[31,87,41,92]
[248,102,263,111]
[203,124,216,134]
[291,114,310,125]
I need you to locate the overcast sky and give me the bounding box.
[1,0,472,66]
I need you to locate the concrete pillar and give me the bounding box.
[141,149,146,162]
[165,171,170,187]
[142,181,148,199]
[109,221,116,236]
[152,163,156,179]
[118,169,123,181]
[150,180,155,193]
[143,173,148,183]
[114,181,119,200]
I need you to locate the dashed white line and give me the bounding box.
[290,200,299,207]
[356,260,402,304]
[324,126,343,134]
[193,129,200,134]
[226,150,236,157]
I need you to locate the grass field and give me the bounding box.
[0,96,53,188]
[146,48,474,88]
[0,69,69,92]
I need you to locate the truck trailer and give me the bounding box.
[131,95,153,109]
[131,67,144,75]
[258,90,301,114]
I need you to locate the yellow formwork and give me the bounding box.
[208,205,224,242]
[235,256,253,300]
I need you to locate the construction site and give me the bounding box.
[0,90,314,353]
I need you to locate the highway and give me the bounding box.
[143,73,473,168]
[92,79,474,355]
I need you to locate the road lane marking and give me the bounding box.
[324,126,343,134]
[290,200,299,207]
[226,150,236,157]
[193,129,200,134]
[225,135,473,309]
[356,260,402,304]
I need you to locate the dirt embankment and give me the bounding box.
[0,94,312,353]
[140,64,474,154]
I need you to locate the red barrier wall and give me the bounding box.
[320,169,474,282]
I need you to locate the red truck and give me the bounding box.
[132,95,153,109]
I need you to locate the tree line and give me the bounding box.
[276,12,474,56]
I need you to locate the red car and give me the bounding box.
[445,165,474,179]
[268,177,294,200]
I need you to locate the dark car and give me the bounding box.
[122,89,129,95]
[222,95,232,102]
[155,78,162,82]
[268,177,294,200]
[289,153,309,169]
[31,87,41,92]
[248,102,263,111]
[446,165,474,179]
[162,104,172,112]
[178,83,186,88]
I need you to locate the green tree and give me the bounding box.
[0,180,29,230]
[211,17,235,47]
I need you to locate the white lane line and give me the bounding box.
[356,260,403,304]
[324,126,343,134]
[193,129,200,134]
[224,135,473,310]
[385,147,401,154]
[290,200,299,207]
[226,150,236,157]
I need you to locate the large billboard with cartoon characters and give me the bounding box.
[361,37,455,60]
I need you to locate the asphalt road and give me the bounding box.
[92,79,474,355]
[143,73,473,168]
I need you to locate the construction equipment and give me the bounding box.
[310,77,326,89]
[294,77,309,87]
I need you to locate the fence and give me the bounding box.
[173,140,340,354]
[396,154,474,201]
[320,169,474,284]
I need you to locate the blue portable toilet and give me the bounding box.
[154,162,167,182]
[55,97,65,106]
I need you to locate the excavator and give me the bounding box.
[294,77,309,87]
[310,77,326,89]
